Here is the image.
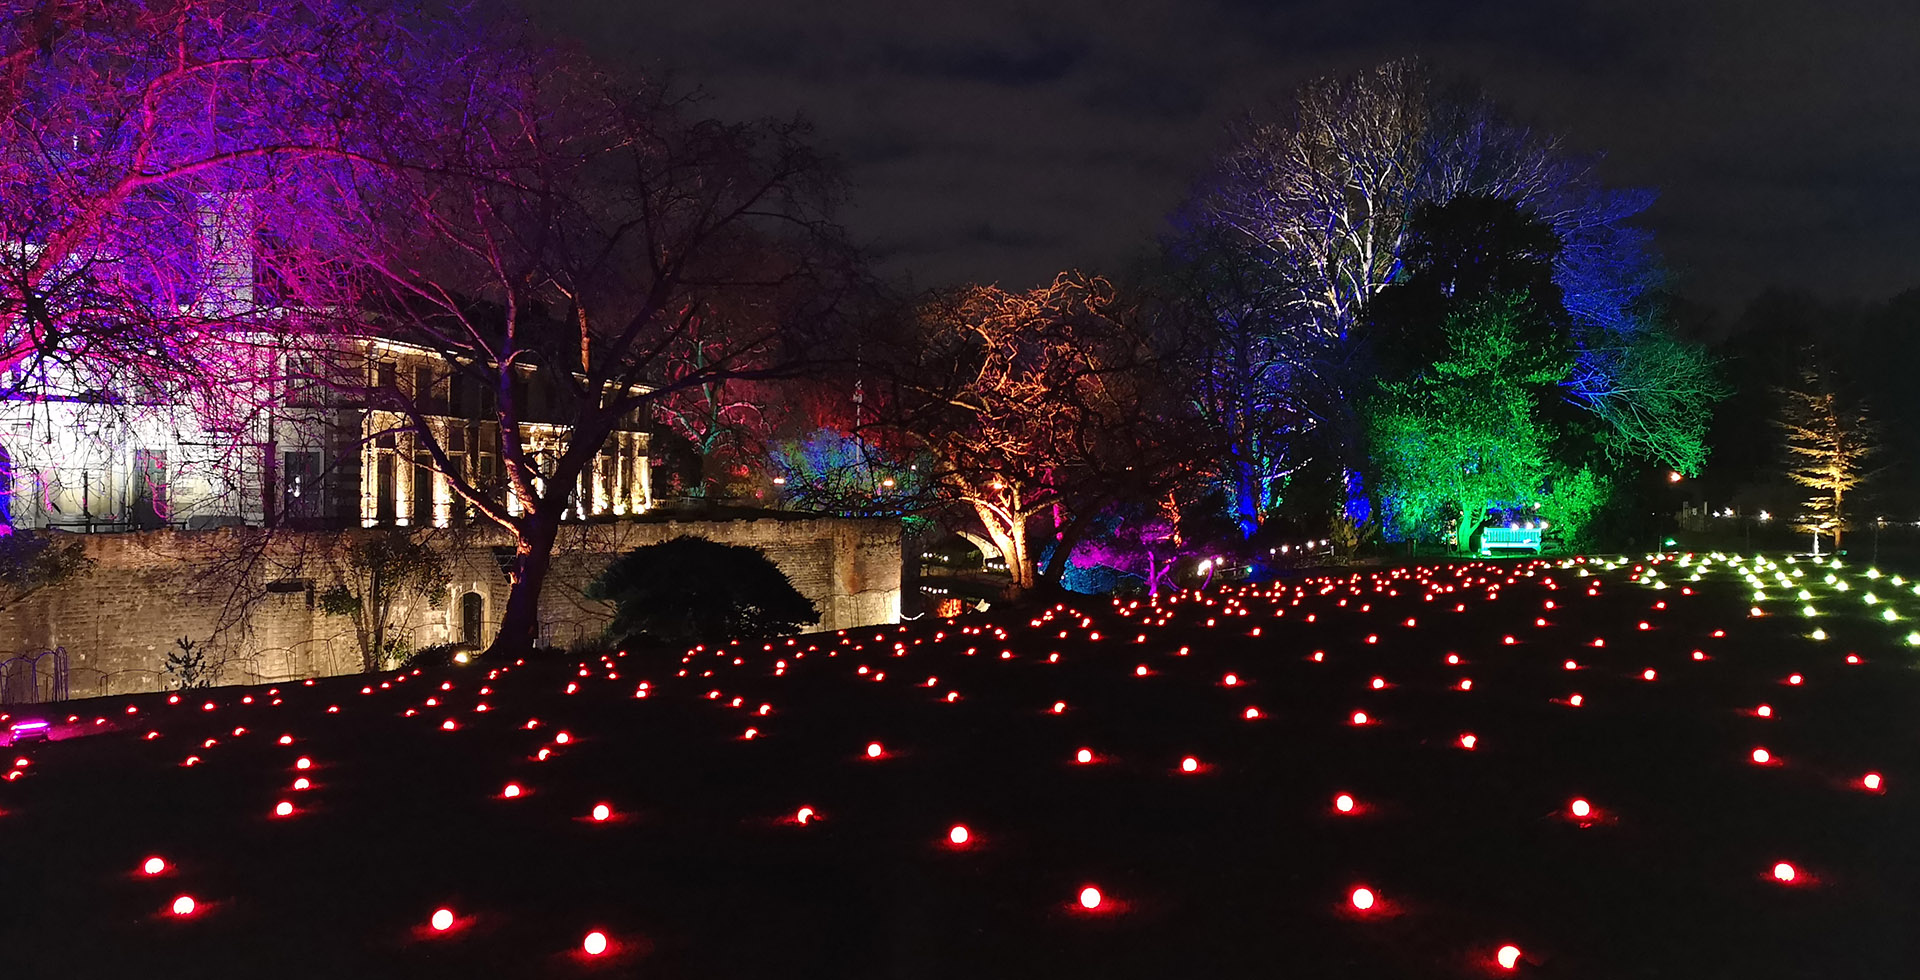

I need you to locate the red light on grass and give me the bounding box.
[1497,944,1522,970]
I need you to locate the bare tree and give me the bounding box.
[317,528,454,673]
[306,37,860,655]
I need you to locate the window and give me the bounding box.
[131,449,168,529]
[460,592,485,646]
[283,450,322,521]
[375,451,395,524]
[412,452,434,527]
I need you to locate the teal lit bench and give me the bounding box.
[1480,526,1543,555]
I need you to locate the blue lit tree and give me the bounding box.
[1180,58,1714,536]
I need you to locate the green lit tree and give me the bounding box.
[1369,293,1568,551]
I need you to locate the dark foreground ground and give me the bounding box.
[4,554,1919,979]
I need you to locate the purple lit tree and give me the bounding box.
[0,0,400,406]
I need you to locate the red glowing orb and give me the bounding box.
[1497,944,1521,970]
[1772,862,1796,883]
[1563,660,1579,671]
[591,803,611,822]
[1757,704,1772,717]
[1788,673,1803,686]
[503,783,522,798]
[583,930,609,955]
[1459,733,1478,750]
[1076,748,1094,764]
[295,757,312,770]
[866,742,884,758]
[1641,669,1657,681]
[1350,711,1369,726]
[1244,707,1261,719]
[796,806,816,824]
[1570,798,1591,819]
[1134,665,1148,676]
[1864,772,1884,791]
[948,824,970,845]
[1350,886,1375,911]
[430,908,454,931]
[170,895,196,916]
[1334,793,1355,813]
[1752,748,1772,764]
[273,801,294,817]
[1079,886,1103,910]
[142,856,167,875]
[1369,677,1385,690]
[1223,673,1238,686]
[1180,756,1199,773]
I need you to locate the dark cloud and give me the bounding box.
[533,0,1920,309]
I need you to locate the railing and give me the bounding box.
[1480,526,1543,555]
[0,647,70,705]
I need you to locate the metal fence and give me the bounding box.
[0,647,69,705]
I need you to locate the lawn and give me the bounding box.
[4,554,1918,978]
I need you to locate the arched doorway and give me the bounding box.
[460,591,485,647]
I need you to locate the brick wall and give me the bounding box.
[0,516,901,698]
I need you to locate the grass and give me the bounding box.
[2,552,1917,978]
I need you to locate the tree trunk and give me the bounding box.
[1039,513,1093,590]
[487,509,561,656]
[1230,454,1261,539]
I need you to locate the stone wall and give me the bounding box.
[0,516,901,699]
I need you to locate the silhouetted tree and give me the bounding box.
[587,536,818,647]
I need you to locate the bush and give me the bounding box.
[400,643,458,671]
[586,536,819,647]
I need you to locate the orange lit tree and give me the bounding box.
[885,272,1184,591]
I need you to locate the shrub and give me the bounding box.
[586,536,819,647]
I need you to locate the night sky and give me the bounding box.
[536,1,1920,315]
